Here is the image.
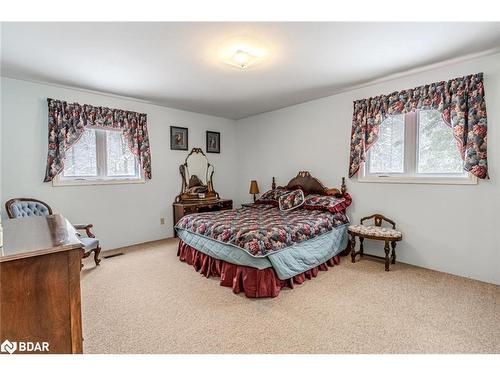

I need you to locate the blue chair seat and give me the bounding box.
[79,237,100,251]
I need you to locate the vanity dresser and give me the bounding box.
[172,148,233,236]
[173,199,233,236]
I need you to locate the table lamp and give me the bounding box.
[249,180,260,202]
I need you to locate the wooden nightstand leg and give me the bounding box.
[350,234,357,263]
[359,237,364,257]
[391,241,397,264]
[384,240,390,271]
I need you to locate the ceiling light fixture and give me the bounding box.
[219,38,268,70]
[223,49,259,69]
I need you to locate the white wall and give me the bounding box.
[235,53,500,285]
[0,78,237,250]
[2,54,499,284]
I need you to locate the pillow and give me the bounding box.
[256,187,289,205]
[303,193,352,213]
[279,189,305,212]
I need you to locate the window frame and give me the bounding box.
[358,111,477,185]
[53,128,145,187]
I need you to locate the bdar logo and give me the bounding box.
[0,339,49,354]
[1,339,17,354]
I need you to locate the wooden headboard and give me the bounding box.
[273,171,346,196]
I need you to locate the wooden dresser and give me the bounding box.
[173,199,233,236]
[0,214,84,354]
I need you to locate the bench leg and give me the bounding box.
[384,240,390,271]
[350,234,357,263]
[359,237,364,257]
[391,241,397,264]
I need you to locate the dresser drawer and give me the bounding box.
[173,199,233,237]
[200,200,233,212]
[220,200,233,210]
[182,206,198,215]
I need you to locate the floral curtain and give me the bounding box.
[44,98,152,181]
[348,73,488,179]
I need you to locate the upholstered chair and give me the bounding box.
[5,198,101,267]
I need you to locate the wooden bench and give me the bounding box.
[348,214,402,271]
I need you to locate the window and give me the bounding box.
[368,114,405,174]
[54,128,144,186]
[63,129,98,177]
[360,110,476,184]
[417,110,463,174]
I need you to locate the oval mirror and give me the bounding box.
[176,148,219,202]
[186,152,208,186]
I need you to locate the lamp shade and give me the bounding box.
[249,180,260,194]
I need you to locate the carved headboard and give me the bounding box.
[274,171,346,197]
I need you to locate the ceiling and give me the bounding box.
[2,22,500,119]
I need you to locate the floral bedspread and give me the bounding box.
[175,205,349,257]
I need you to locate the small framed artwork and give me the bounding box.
[170,126,188,151]
[206,131,220,153]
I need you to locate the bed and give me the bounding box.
[175,171,352,298]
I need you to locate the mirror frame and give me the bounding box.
[175,148,219,202]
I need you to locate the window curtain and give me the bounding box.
[348,73,488,179]
[44,98,152,182]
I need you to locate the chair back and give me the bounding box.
[360,213,396,229]
[5,198,53,219]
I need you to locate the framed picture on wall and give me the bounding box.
[206,131,220,153]
[170,126,188,151]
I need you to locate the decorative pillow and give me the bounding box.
[278,189,305,212]
[256,187,290,205]
[303,193,352,213]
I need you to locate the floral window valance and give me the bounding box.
[44,98,152,182]
[348,73,488,179]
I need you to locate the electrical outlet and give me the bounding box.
[160,218,165,225]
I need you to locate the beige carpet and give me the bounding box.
[80,238,500,354]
